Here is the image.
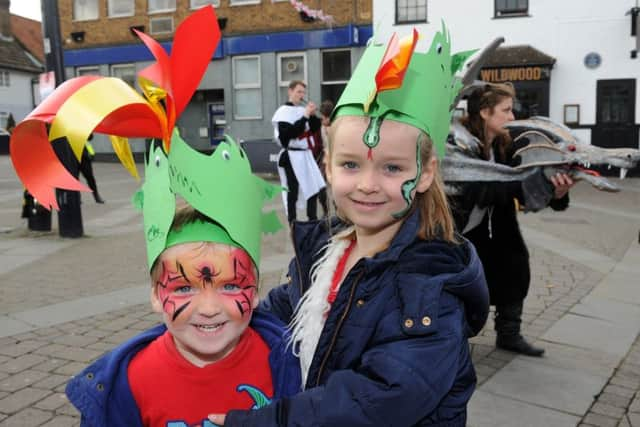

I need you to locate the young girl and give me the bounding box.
[210,27,490,427]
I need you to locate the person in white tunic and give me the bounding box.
[272,80,326,223]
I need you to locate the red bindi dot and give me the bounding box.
[568,144,576,152]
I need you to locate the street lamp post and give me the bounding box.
[41,0,84,238]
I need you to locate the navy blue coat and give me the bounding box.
[65,310,301,427]
[226,209,489,426]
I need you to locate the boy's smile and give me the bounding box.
[151,242,258,367]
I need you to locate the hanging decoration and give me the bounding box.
[278,0,335,25]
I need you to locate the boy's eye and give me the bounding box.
[175,285,194,294]
[222,283,241,292]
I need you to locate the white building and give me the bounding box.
[373,0,640,149]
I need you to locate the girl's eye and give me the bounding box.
[385,164,402,173]
[222,283,241,292]
[342,161,358,170]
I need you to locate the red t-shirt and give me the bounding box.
[128,327,273,427]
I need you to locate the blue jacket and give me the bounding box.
[226,210,490,426]
[65,310,301,427]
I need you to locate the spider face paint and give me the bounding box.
[151,242,258,366]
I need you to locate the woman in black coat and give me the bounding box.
[452,83,574,357]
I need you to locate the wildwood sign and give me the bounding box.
[480,66,550,82]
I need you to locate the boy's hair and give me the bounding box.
[149,204,258,281]
[288,80,306,90]
[328,116,456,243]
[462,82,516,161]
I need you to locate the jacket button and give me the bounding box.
[96,383,104,391]
[356,299,365,307]
[422,316,431,326]
[404,318,414,328]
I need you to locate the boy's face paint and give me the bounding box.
[326,118,434,236]
[151,242,258,367]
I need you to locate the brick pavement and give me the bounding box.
[1,158,639,426]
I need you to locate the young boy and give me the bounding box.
[65,136,300,427]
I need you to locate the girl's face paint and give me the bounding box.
[326,118,434,238]
[151,242,258,367]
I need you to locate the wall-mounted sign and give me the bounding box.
[584,52,602,69]
[480,66,550,83]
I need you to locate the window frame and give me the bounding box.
[149,16,175,35]
[232,55,263,120]
[229,0,261,6]
[76,66,100,76]
[320,48,351,104]
[148,0,177,14]
[395,0,427,25]
[73,0,99,22]
[108,0,135,18]
[494,0,529,18]
[110,63,137,87]
[190,0,220,8]
[276,51,307,105]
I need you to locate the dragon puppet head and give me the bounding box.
[10,5,283,270]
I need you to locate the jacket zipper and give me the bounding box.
[289,223,306,295]
[314,269,365,387]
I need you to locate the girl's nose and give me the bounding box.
[357,169,379,193]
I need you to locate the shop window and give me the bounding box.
[190,0,220,8]
[73,0,99,21]
[321,49,351,105]
[232,56,262,119]
[396,0,427,24]
[495,0,528,17]
[150,17,174,34]
[0,70,10,87]
[111,64,136,87]
[109,0,134,17]
[148,0,176,14]
[277,52,306,105]
[76,66,100,76]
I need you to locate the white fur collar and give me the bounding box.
[289,236,352,388]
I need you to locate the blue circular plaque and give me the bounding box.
[584,52,602,69]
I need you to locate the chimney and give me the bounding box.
[0,0,11,39]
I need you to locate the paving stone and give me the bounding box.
[55,401,79,417]
[34,393,69,411]
[32,358,67,374]
[597,392,633,409]
[628,413,640,426]
[33,374,69,390]
[603,384,636,398]
[41,415,80,427]
[0,354,48,374]
[51,334,100,348]
[34,344,101,363]
[0,370,49,393]
[0,407,53,427]
[582,413,618,427]
[53,362,86,377]
[0,340,47,357]
[629,396,640,413]
[590,401,626,418]
[0,387,52,414]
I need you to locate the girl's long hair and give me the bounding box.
[327,116,456,243]
[461,82,516,161]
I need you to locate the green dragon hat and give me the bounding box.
[133,130,284,272]
[333,22,476,158]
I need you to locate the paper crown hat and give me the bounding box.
[9,5,283,270]
[332,23,476,157]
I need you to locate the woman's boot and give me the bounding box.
[495,301,544,357]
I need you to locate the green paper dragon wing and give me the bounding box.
[236,384,272,409]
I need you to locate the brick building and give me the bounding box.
[58,0,372,158]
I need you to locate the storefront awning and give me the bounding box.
[484,45,556,67]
